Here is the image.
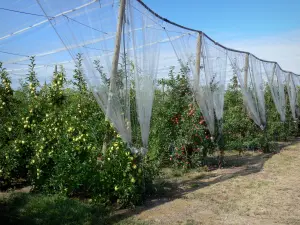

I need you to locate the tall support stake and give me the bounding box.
[194,32,202,94]
[244,53,249,88]
[271,63,276,85]
[54,65,58,74]
[162,78,165,100]
[102,0,126,154]
[288,72,297,120]
[108,0,126,103]
[243,53,250,118]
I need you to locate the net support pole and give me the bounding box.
[162,79,165,100]
[288,72,296,120]
[103,0,126,154]
[242,53,250,116]
[107,0,126,112]
[271,63,276,85]
[244,53,249,88]
[194,32,202,94]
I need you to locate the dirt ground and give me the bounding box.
[114,139,300,225]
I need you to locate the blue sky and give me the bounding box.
[143,0,300,40]
[1,0,299,86]
[142,0,300,74]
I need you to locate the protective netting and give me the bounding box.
[31,0,164,153]
[0,0,299,151]
[33,0,134,148]
[286,72,300,121]
[201,36,228,135]
[263,62,287,121]
[126,0,161,150]
[166,31,228,135]
[289,74,300,119]
[228,52,266,129]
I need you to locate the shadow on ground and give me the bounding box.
[0,193,107,225]
[109,139,299,224]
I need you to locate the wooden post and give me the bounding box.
[54,65,58,74]
[288,72,297,120]
[195,32,202,94]
[242,53,250,117]
[271,63,276,85]
[290,72,297,91]
[288,72,291,88]
[162,79,165,100]
[244,53,249,88]
[108,0,126,104]
[102,0,126,154]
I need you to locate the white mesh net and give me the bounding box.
[126,0,161,150]
[228,52,266,129]
[22,0,163,153]
[290,73,300,119]
[165,31,228,136]
[201,36,227,134]
[35,0,134,145]
[263,62,287,121]
[0,0,299,151]
[286,72,300,121]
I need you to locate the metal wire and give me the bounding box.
[0,50,29,57]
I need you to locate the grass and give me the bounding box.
[114,139,300,224]
[0,193,108,225]
[1,141,299,225]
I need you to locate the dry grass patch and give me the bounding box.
[116,140,300,225]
